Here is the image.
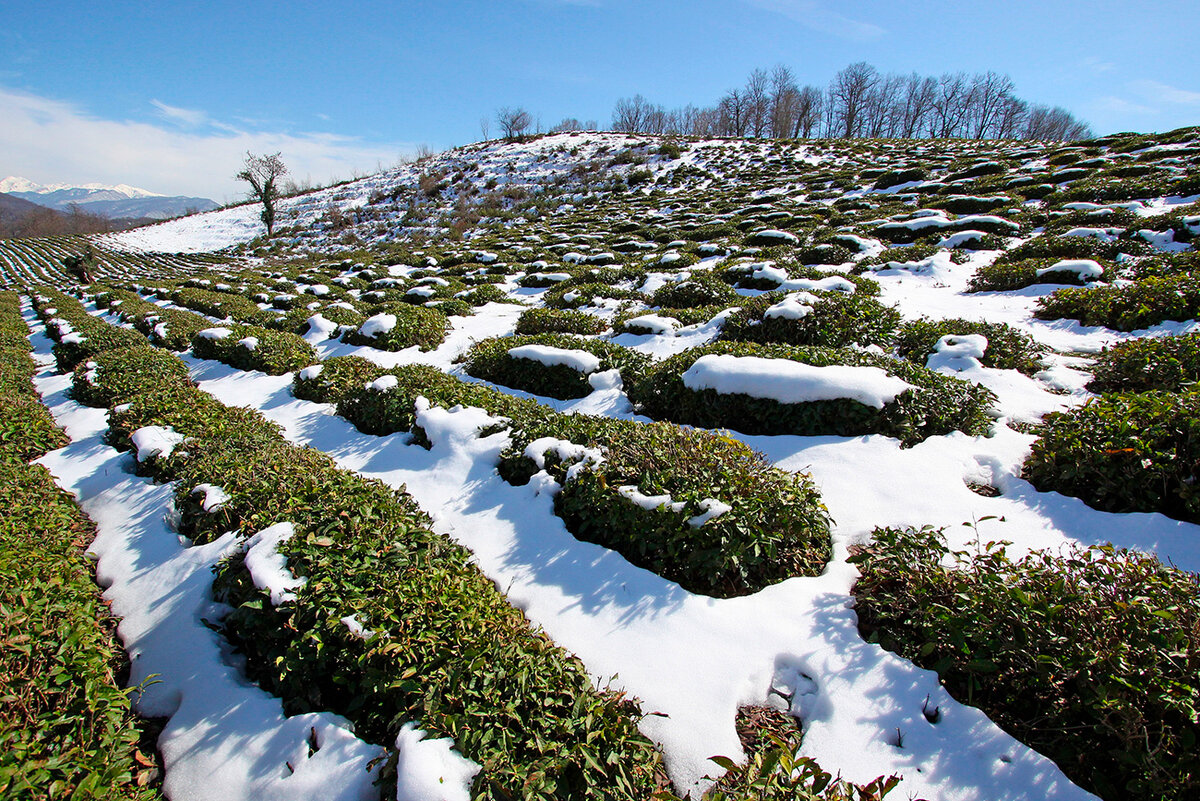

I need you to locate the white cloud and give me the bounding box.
[1129,79,1200,106]
[0,86,416,202]
[742,0,885,41]
[1094,95,1156,116]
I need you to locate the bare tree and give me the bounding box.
[830,61,878,138]
[994,94,1028,139]
[612,94,654,132]
[898,73,937,138]
[479,116,490,141]
[744,68,771,137]
[929,72,974,138]
[1024,105,1093,141]
[236,151,288,238]
[769,64,800,138]
[969,71,1016,139]
[792,85,823,138]
[550,117,585,133]
[718,88,748,136]
[496,107,533,140]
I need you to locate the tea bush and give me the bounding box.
[1035,274,1200,331]
[968,258,1109,292]
[290,356,384,404]
[851,525,1200,801]
[86,326,666,800]
[895,318,1045,374]
[718,291,900,349]
[190,323,315,375]
[1088,333,1200,393]
[499,416,832,597]
[341,302,449,351]
[1023,390,1200,521]
[649,274,740,308]
[514,307,608,335]
[462,334,648,399]
[629,341,995,445]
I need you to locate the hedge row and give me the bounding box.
[0,292,157,799]
[300,360,833,597]
[717,291,901,349]
[1088,333,1200,393]
[851,525,1200,801]
[895,317,1045,375]
[627,341,996,446]
[74,322,665,799]
[1035,274,1200,331]
[462,333,649,399]
[30,288,151,372]
[1023,390,1200,522]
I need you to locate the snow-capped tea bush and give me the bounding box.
[967,257,1110,292]
[872,167,926,190]
[629,341,995,445]
[718,291,901,349]
[70,346,192,409]
[851,525,1200,801]
[290,355,382,403]
[613,305,724,334]
[97,286,211,351]
[462,334,648,399]
[514,307,608,335]
[1001,232,1149,263]
[455,283,511,305]
[341,302,449,351]
[1035,274,1200,331]
[83,338,665,799]
[895,318,1045,374]
[1,292,69,460]
[649,274,740,308]
[1088,333,1200,393]
[190,323,315,376]
[1024,391,1200,522]
[499,416,832,597]
[172,285,262,321]
[543,281,645,309]
[30,289,154,371]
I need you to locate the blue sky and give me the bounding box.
[2,0,1197,201]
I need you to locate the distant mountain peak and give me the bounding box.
[0,176,164,198]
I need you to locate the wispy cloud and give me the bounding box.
[0,86,416,202]
[1094,95,1156,116]
[742,0,885,42]
[1129,79,1200,106]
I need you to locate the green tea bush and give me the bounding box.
[190,323,315,375]
[88,338,666,799]
[514,307,608,336]
[172,286,262,321]
[873,167,926,190]
[341,303,449,351]
[851,525,1200,801]
[968,257,1109,292]
[649,274,739,308]
[463,334,648,399]
[1024,390,1200,521]
[1088,333,1200,393]
[1035,275,1200,331]
[30,289,153,372]
[1002,233,1149,263]
[718,291,900,349]
[628,341,995,445]
[0,293,155,799]
[932,195,1011,215]
[499,415,832,597]
[71,346,193,409]
[455,283,512,306]
[291,356,384,404]
[543,282,645,310]
[895,318,1045,374]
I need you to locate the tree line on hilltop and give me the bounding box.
[493,60,1092,143]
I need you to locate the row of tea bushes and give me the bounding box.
[1,292,158,798]
[68,324,666,799]
[851,525,1200,801]
[298,359,833,598]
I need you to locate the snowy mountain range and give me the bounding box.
[0,176,217,220]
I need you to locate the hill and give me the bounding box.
[2,127,1199,801]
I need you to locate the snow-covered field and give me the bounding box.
[14,128,1200,800]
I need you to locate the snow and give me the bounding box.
[368,374,399,392]
[299,364,324,381]
[763,292,820,320]
[623,314,680,334]
[1035,259,1103,280]
[682,354,914,410]
[190,483,231,512]
[750,229,800,244]
[130,425,185,462]
[198,327,232,340]
[926,334,989,374]
[238,336,259,351]
[392,724,479,801]
[359,313,396,338]
[688,498,732,528]
[242,522,307,605]
[507,344,601,373]
[618,484,687,513]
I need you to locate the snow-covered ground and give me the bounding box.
[19,129,1200,800]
